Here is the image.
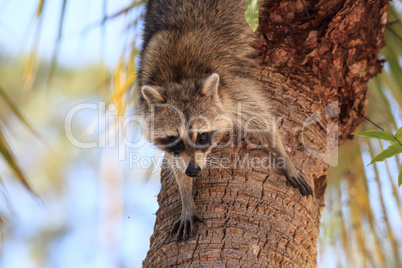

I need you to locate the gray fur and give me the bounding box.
[137,0,313,241]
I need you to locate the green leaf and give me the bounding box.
[369,143,402,166]
[399,164,402,187]
[245,0,259,32]
[395,126,402,141]
[352,130,396,142]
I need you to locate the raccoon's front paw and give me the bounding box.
[285,173,313,197]
[171,211,203,241]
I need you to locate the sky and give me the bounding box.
[0,0,141,67]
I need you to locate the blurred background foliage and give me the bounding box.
[320,3,402,268]
[0,0,401,267]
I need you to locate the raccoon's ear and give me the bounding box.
[201,73,220,99]
[141,85,165,104]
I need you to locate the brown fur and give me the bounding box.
[137,0,312,241]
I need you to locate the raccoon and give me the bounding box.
[138,0,313,241]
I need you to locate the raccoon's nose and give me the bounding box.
[185,165,201,177]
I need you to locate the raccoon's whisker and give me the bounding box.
[165,169,175,178]
[209,165,222,177]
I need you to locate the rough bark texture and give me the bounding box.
[143,0,388,267]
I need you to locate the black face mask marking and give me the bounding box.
[157,136,185,155]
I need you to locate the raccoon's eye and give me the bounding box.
[197,132,209,145]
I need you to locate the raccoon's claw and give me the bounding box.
[285,174,313,196]
[171,213,203,241]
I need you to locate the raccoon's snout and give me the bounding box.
[185,163,201,177]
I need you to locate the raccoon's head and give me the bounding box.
[140,73,232,177]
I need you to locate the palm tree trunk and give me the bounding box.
[143,0,389,266]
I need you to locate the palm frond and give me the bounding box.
[47,0,67,91]
[0,126,34,196]
[22,0,46,93]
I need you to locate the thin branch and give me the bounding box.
[354,108,385,131]
[386,26,402,42]
[80,0,144,36]
[300,0,313,28]
[386,20,398,26]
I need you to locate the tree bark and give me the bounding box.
[143,0,388,267]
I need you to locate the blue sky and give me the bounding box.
[0,0,141,67]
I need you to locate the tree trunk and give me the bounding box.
[143,0,388,267]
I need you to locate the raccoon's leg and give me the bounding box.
[245,121,313,196]
[271,132,313,196]
[170,169,203,241]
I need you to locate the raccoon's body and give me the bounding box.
[138,0,313,241]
